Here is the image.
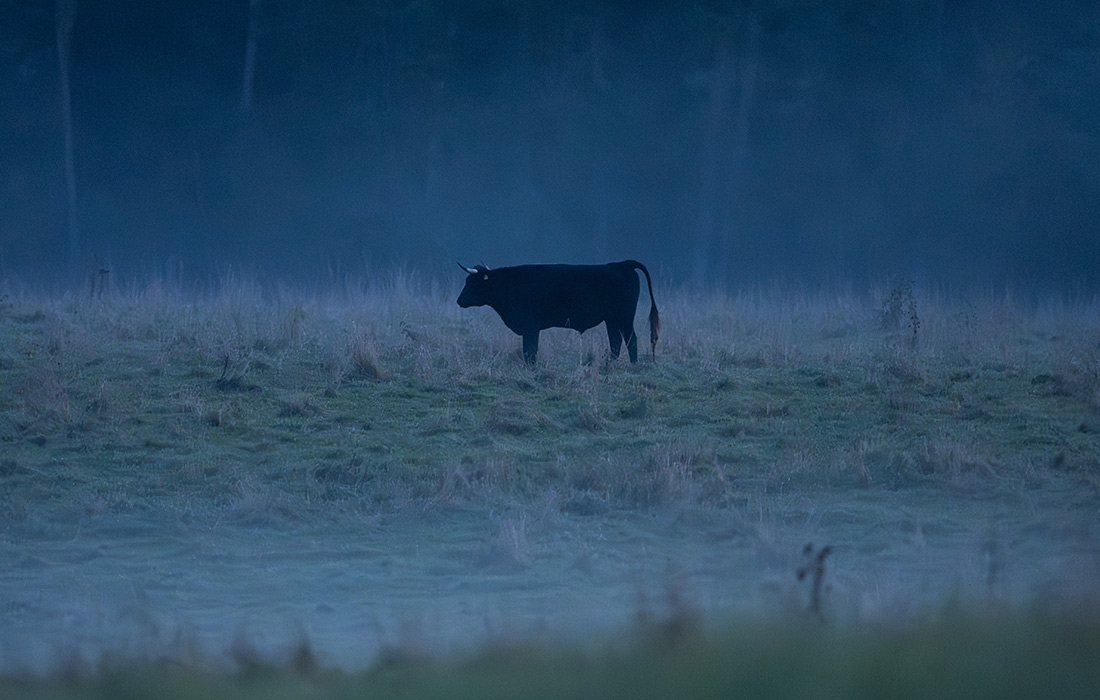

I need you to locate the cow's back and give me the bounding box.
[488,264,639,335]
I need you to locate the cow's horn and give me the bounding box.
[458,262,478,274]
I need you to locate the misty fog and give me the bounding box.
[3,0,1100,685]
[2,1,1098,289]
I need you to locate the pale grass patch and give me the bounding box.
[227,473,299,525]
[913,437,999,484]
[11,364,73,429]
[480,514,532,570]
[561,443,719,510]
[644,443,697,506]
[853,438,887,486]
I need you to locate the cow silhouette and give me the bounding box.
[457,260,660,365]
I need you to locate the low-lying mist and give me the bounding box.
[1,273,1097,683]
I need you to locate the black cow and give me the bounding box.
[456,260,660,365]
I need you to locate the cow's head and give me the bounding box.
[456,262,491,308]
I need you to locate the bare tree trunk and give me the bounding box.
[241,0,260,112]
[933,0,945,88]
[691,11,761,287]
[56,0,79,273]
[691,38,733,287]
[720,11,760,278]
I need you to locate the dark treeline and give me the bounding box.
[1,1,1098,290]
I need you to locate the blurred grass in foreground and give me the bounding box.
[3,610,1099,700]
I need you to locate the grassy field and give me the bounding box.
[1,273,1098,694]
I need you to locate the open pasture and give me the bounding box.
[0,274,1098,694]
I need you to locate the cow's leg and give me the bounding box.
[522,332,539,365]
[605,322,623,360]
[624,324,639,363]
[610,314,639,363]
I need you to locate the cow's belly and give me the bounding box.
[557,314,603,333]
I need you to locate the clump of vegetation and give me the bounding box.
[214,347,256,392]
[797,543,833,620]
[880,277,921,342]
[350,332,389,380]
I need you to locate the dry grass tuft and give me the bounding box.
[913,438,998,484]
[227,474,300,525]
[350,332,388,380]
[479,514,532,570]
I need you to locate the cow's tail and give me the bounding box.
[628,261,660,359]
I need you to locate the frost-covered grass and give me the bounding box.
[1,274,1097,520]
[1,273,1098,689]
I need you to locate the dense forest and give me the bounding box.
[1,1,1098,288]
